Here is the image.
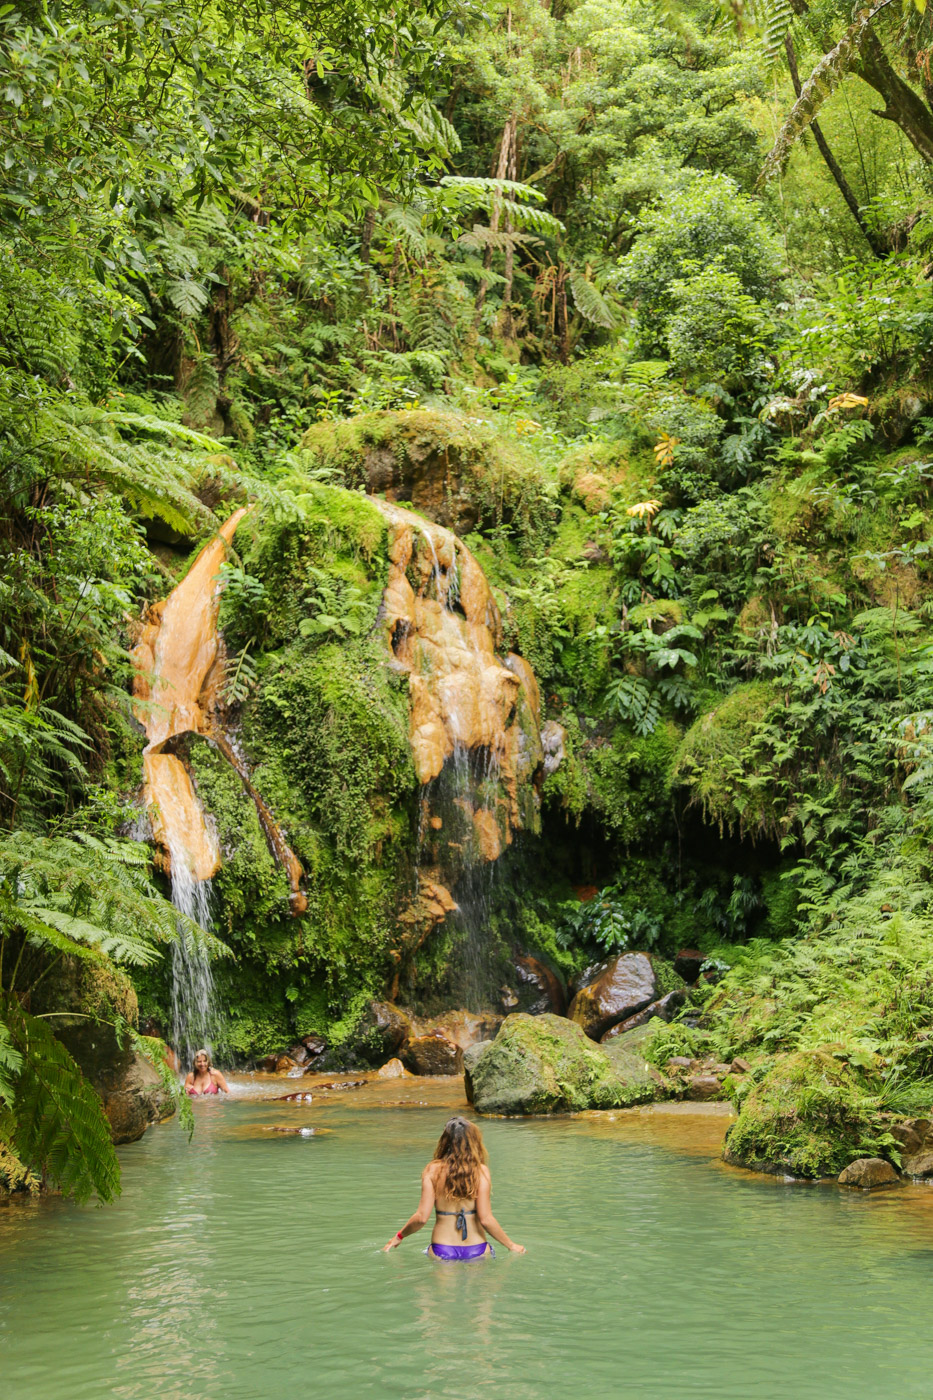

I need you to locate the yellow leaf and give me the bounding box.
[626,499,663,520]
[827,393,868,412]
[652,434,680,467]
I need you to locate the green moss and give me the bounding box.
[470,1012,656,1114]
[724,1049,877,1178]
[299,409,556,554]
[584,721,679,842]
[672,683,778,835]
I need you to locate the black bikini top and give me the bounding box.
[436,1207,475,1240]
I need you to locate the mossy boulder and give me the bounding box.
[466,1012,661,1115]
[723,1049,876,1179]
[299,409,552,545]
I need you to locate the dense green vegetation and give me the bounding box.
[6,0,933,1195]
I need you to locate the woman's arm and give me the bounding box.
[183,1072,195,1094]
[212,1068,231,1093]
[476,1168,525,1253]
[383,1164,436,1251]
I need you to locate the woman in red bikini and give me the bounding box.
[383,1117,525,1260]
[184,1049,229,1097]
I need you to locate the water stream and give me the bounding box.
[165,839,217,1066]
[3,1085,933,1399]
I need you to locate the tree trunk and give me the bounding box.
[856,30,933,165]
[784,36,888,257]
[473,116,516,330]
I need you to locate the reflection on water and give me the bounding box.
[2,1082,933,1399]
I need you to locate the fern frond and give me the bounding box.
[568,270,617,329]
[457,225,540,252]
[4,999,120,1203]
[762,0,795,62]
[382,203,429,259]
[0,1018,23,1106]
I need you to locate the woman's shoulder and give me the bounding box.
[424,1159,442,1179]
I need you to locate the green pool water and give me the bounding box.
[3,1076,933,1400]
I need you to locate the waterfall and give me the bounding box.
[131,509,249,1062]
[166,837,218,1068]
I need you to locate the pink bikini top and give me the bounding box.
[187,1078,219,1096]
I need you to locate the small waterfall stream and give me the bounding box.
[131,510,249,1058]
[166,842,217,1066]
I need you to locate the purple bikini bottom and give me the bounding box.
[427,1242,494,1261]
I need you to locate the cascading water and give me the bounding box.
[166,838,217,1067]
[131,509,249,1058]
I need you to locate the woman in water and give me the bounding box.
[184,1049,230,1097]
[383,1116,525,1260]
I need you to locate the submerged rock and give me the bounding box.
[568,954,660,1040]
[376,1058,412,1079]
[466,1012,660,1115]
[838,1158,899,1189]
[403,1032,463,1076]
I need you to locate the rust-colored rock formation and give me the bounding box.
[132,508,305,909]
[373,498,545,857]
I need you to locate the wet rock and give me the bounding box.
[667,1056,693,1069]
[730,1057,751,1075]
[410,1009,502,1052]
[466,1013,659,1115]
[275,1055,298,1073]
[286,1043,311,1066]
[838,1158,900,1189]
[673,949,704,983]
[685,1074,723,1101]
[889,1118,932,1160]
[43,966,175,1145]
[513,953,566,1016]
[568,953,660,1040]
[368,1001,413,1057]
[902,1151,933,1179]
[276,1091,314,1102]
[403,1032,463,1076]
[601,990,685,1039]
[376,1058,412,1079]
[463,1042,492,1105]
[267,1126,317,1136]
[540,720,566,777]
[889,1123,924,1157]
[313,1080,366,1092]
[300,1034,327,1061]
[100,1051,176,1144]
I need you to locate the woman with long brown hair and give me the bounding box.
[382,1117,525,1260]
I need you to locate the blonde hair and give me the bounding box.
[433,1117,488,1201]
[192,1048,212,1071]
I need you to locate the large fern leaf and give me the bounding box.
[4,999,120,1203]
[762,0,795,62]
[568,270,618,329]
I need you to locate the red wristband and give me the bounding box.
[395,1230,403,1240]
